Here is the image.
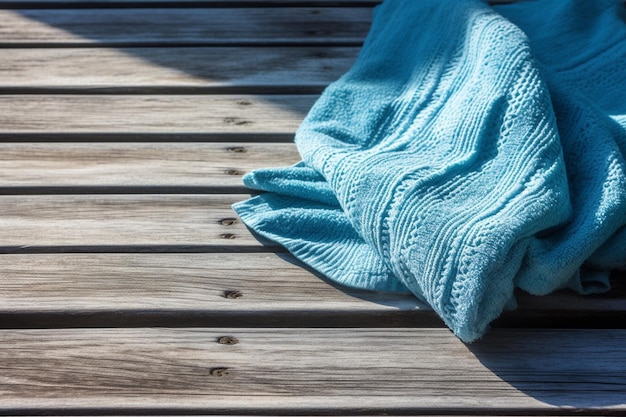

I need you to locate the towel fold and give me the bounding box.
[233,0,626,342]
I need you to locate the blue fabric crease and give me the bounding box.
[233,0,626,342]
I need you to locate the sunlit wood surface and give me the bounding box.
[0,1,624,415]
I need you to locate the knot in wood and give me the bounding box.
[224,168,245,176]
[218,336,240,345]
[226,146,247,153]
[220,218,238,226]
[224,290,243,299]
[220,233,237,240]
[210,367,230,377]
[223,117,252,126]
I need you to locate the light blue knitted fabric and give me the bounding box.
[233,0,626,342]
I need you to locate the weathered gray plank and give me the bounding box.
[0,142,299,188]
[0,253,412,310]
[1,0,380,3]
[0,328,624,412]
[0,252,416,311]
[0,0,518,5]
[0,95,313,134]
[0,47,356,91]
[0,252,622,326]
[0,194,265,247]
[0,8,371,45]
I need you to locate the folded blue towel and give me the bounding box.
[233,0,626,342]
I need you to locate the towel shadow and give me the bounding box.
[12,7,363,99]
[245,221,626,408]
[468,327,626,408]
[278,243,626,408]
[274,251,425,308]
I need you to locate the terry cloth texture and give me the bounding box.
[233,0,626,342]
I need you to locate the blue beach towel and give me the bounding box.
[233,0,626,342]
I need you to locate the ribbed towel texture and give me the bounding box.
[233,0,626,342]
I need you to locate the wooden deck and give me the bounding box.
[0,1,625,415]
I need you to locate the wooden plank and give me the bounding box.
[0,252,431,328]
[0,95,313,134]
[0,0,519,5]
[0,252,419,311]
[0,252,622,327]
[0,47,357,91]
[0,142,300,188]
[0,328,624,412]
[0,0,380,4]
[0,194,267,247]
[0,8,371,45]
[0,252,418,312]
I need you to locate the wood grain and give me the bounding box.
[0,252,431,328]
[0,8,372,45]
[0,252,622,327]
[0,47,357,91]
[0,0,520,5]
[0,95,313,134]
[0,0,381,4]
[0,194,268,247]
[0,252,421,311]
[0,328,624,412]
[0,0,622,414]
[0,142,300,188]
